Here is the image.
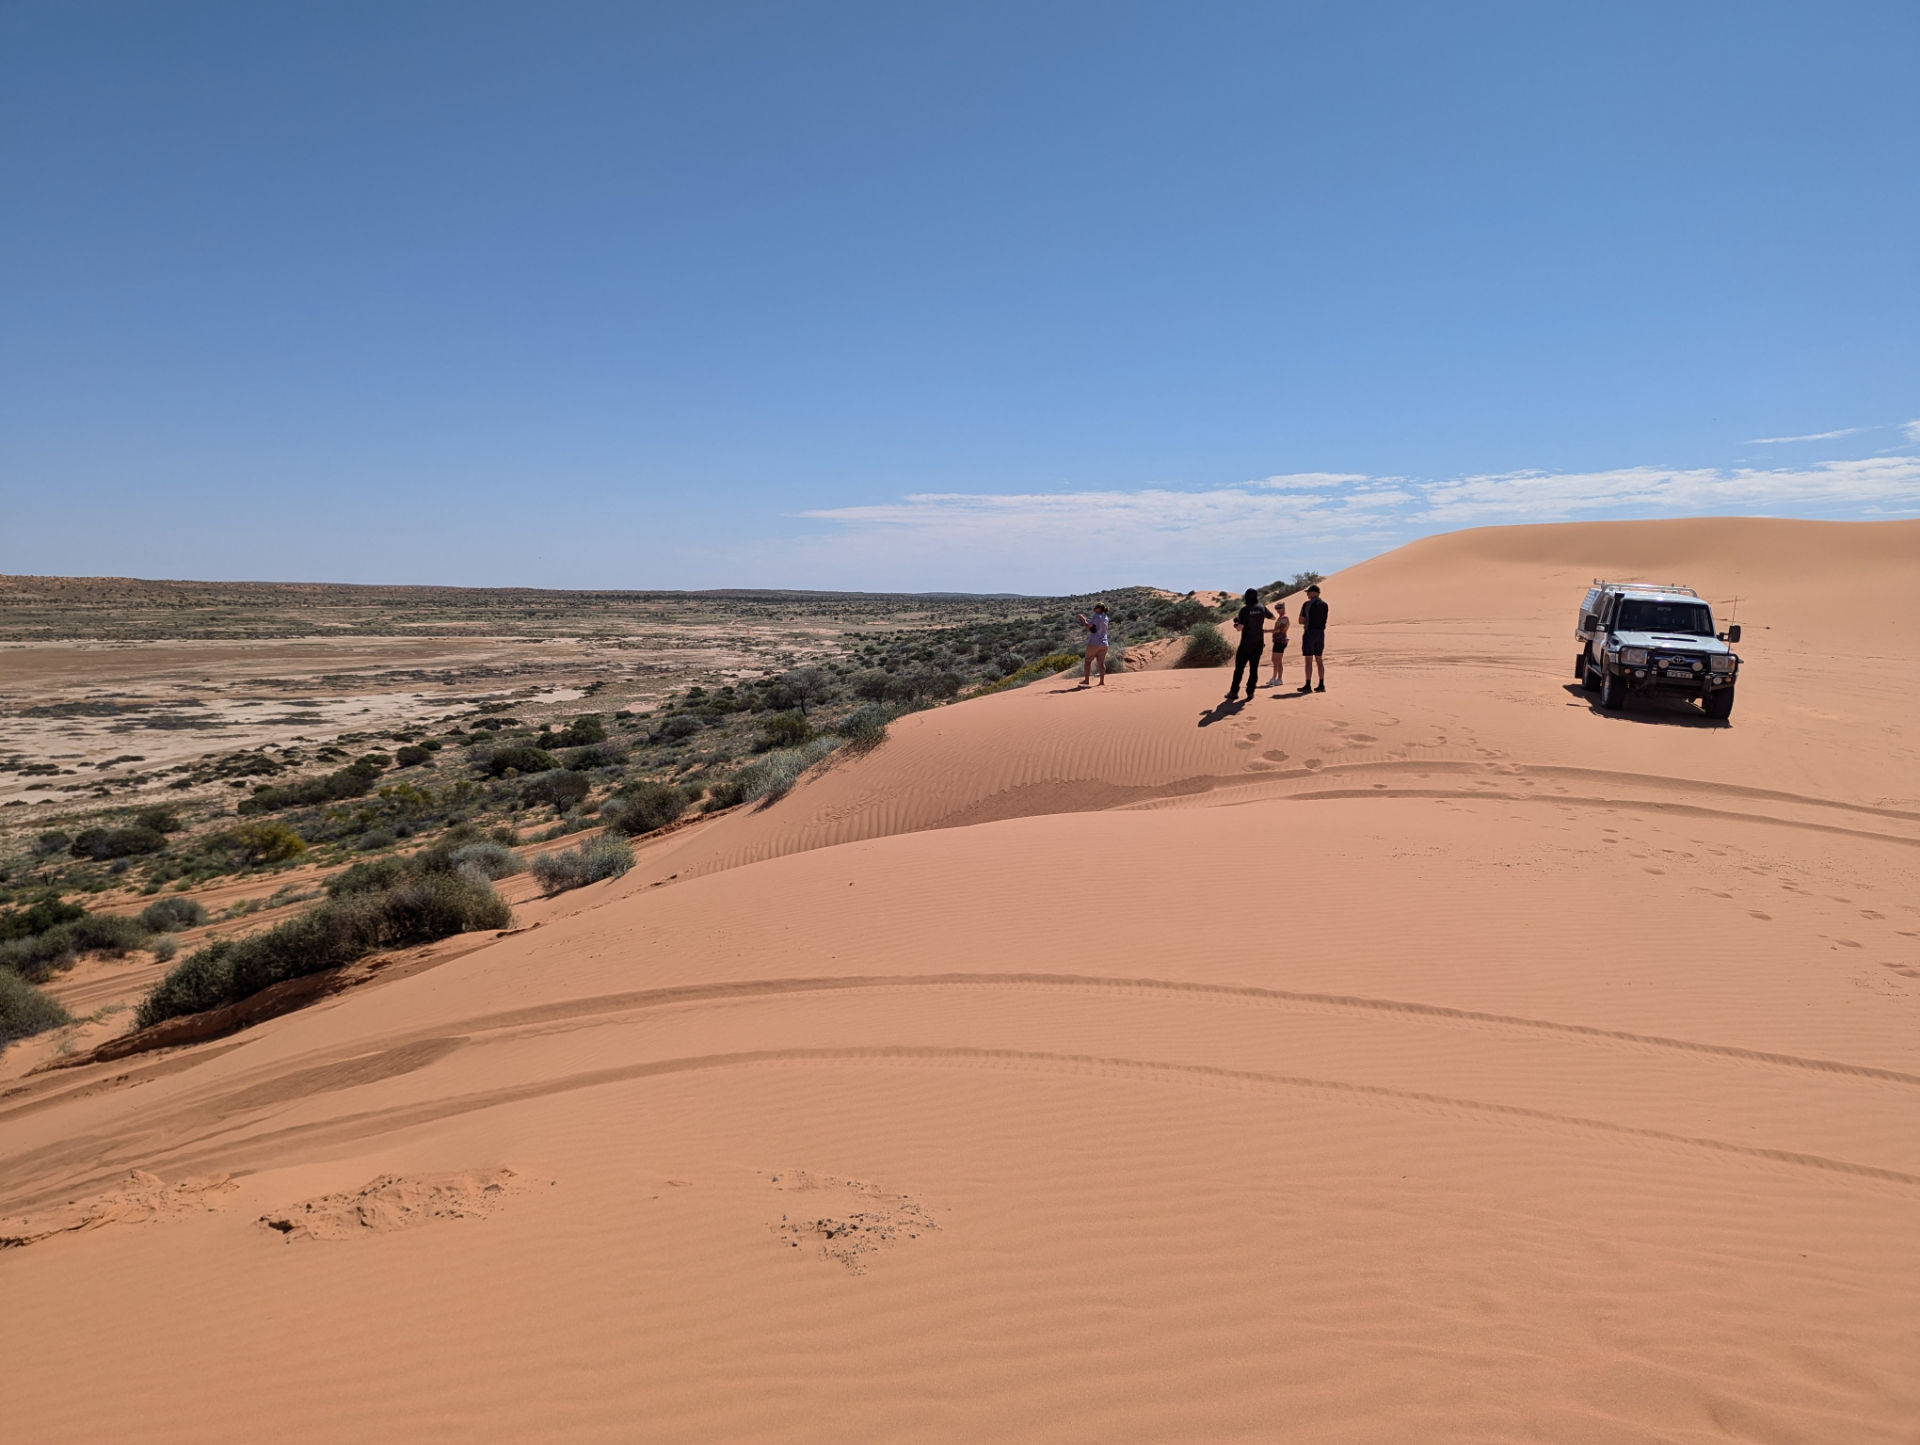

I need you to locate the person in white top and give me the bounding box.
[1076,603,1111,686]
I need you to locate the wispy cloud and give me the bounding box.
[775,454,1920,592]
[1904,419,1920,443]
[1746,426,1863,444]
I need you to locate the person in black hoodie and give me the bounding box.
[1296,584,1328,693]
[1228,588,1274,701]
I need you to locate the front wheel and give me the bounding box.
[1600,668,1626,711]
[1703,686,1735,721]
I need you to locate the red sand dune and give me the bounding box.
[3,517,1916,1443]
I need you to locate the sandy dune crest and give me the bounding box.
[2,518,1915,1443]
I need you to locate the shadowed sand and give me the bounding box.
[2,517,1916,1443]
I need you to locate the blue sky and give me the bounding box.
[3,2,1915,592]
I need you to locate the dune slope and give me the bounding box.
[3,518,1916,1444]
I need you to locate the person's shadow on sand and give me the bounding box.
[1197,698,1245,727]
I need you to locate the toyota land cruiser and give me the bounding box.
[1574,581,1742,720]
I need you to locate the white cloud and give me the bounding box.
[1746,426,1862,444]
[1249,472,1369,490]
[776,453,1920,592]
[1904,419,1920,443]
[1415,455,1920,523]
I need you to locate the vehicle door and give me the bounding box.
[1592,592,1618,673]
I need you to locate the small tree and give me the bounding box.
[779,667,833,717]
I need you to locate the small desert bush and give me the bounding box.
[1178,622,1233,668]
[553,715,607,747]
[0,969,70,1045]
[971,653,1082,699]
[449,841,523,879]
[239,758,383,813]
[529,834,635,894]
[68,826,168,860]
[560,741,626,771]
[136,869,510,1029]
[139,896,209,932]
[1152,598,1216,633]
[150,936,179,963]
[754,711,813,752]
[520,769,591,811]
[648,715,705,745]
[482,744,558,778]
[605,780,685,836]
[725,736,841,805]
[394,744,434,768]
[232,821,308,864]
[0,898,87,942]
[0,911,150,983]
[832,703,893,751]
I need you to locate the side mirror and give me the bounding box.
[1726,624,1741,644]
[1582,614,1598,631]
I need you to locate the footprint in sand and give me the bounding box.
[1262,750,1289,763]
[1347,734,1377,743]
[1303,758,1323,770]
[1,1171,238,1249]
[767,1170,938,1274]
[259,1169,523,1242]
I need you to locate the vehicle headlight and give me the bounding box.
[1621,647,1648,666]
[1710,655,1732,672]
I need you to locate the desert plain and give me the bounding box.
[2,516,1916,1443]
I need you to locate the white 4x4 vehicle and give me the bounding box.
[1575,581,1742,720]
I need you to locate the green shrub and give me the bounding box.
[728,737,841,805]
[135,870,511,1030]
[232,821,307,864]
[32,831,70,856]
[239,759,383,813]
[521,769,591,811]
[529,835,635,894]
[1153,599,1215,632]
[1178,622,1233,668]
[69,826,168,860]
[649,715,704,744]
[851,669,895,701]
[139,896,209,932]
[561,741,625,771]
[971,653,1082,699]
[0,911,149,982]
[449,841,523,879]
[0,898,87,943]
[556,715,607,747]
[394,744,434,768]
[150,935,179,963]
[606,780,685,835]
[482,745,558,778]
[754,711,813,752]
[135,807,184,833]
[0,969,70,1045]
[832,703,893,751]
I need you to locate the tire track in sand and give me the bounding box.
[21,1044,1912,1212]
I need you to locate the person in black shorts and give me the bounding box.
[1296,584,1328,693]
[1228,588,1273,701]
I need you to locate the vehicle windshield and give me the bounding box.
[1616,599,1714,636]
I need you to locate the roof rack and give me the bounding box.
[1591,579,1699,596]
